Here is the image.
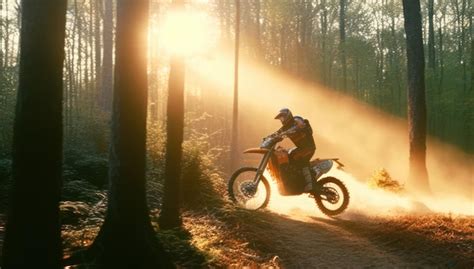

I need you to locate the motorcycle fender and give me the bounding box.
[312,160,333,176]
[333,159,345,169]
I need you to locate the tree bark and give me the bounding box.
[88,0,171,267]
[254,0,262,58]
[95,0,102,95]
[230,0,240,171]
[321,0,328,85]
[402,0,430,193]
[159,0,186,230]
[339,0,347,91]
[101,0,114,111]
[2,1,67,268]
[438,17,444,93]
[427,0,435,69]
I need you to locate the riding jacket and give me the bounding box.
[277,116,316,163]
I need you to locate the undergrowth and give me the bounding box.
[59,122,263,267]
[368,168,404,193]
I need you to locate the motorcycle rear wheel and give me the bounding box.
[314,176,350,216]
[228,167,271,210]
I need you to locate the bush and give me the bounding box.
[180,140,226,209]
[146,122,227,211]
[73,155,108,188]
[62,179,104,204]
[368,168,404,193]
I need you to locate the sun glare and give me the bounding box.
[157,8,217,57]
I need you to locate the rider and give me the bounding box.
[273,108,316,192]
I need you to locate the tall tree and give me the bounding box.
[470,4,473,151]
[101,0,114,111]
[339,0,347,91]
[427,0,436,69]
[402,0,430,193]
[159,0,186,229]
[254,0,262,58]
[86,0,171,267]
[230,0,240,170]
[320,0,328,85]
[2,1,67,268]
[94,0,102,94]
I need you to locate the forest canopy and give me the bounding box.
[0,0,472,158]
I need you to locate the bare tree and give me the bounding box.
[2,1,67,268]
[86,0,171,267]
[159,0,186,230]
[427,0,436,69]
[101,0,113,111]
[402,0,430,193]
[339,0,347,91]
[230,0,240,171]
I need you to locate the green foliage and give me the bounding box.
[368,168,404,193]
[62,179,104,204]
[155,228,209,268]
[0,67,18,159]
[181,140,226,209]
[64,151,109,188]
[146,122,227,210]
[147,122,166,170]
[72,156,108,187]
[0,158,12,181]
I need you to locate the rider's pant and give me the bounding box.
[289,147,315,167]
[289,147,315,190]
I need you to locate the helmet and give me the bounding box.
[274,108,294,126]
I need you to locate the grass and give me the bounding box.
[1,132,472,268]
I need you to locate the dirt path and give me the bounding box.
[268,216,412,267]
[238,210,473,268]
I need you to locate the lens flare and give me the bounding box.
[157,8,217,57]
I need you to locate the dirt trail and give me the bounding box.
[268,216,411,267]
[242,210,473,268]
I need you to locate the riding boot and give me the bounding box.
[302,167,314,192]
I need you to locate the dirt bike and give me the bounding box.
[228,133,350,216]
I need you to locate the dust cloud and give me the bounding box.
[190,50,473,216]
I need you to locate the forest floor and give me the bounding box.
[62,208,474,268]
[0,166,472,268]
[0,205,473,268]
[222,211,474,268]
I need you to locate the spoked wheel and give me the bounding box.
[228,167,271,210]
[314,177,350,216]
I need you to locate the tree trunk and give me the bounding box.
[3,0,10,69]
[469,8,473,152]
[230,0,240,171]
[101,0,114,111]
[461,0,467,93]
[254,0,262,58]
[427,0,435,69]
[339,0,347,91]
[88,0,171,267]
[321,0,328,85]
[2,1,67,268]
[438,18,444,93]
[159,0,186,230]
[402,0,430,193]
[95,0,102,96]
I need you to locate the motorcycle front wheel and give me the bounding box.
[314,176,350,216]
[228,167,271,210]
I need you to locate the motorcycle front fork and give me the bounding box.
[253,151,272,186]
